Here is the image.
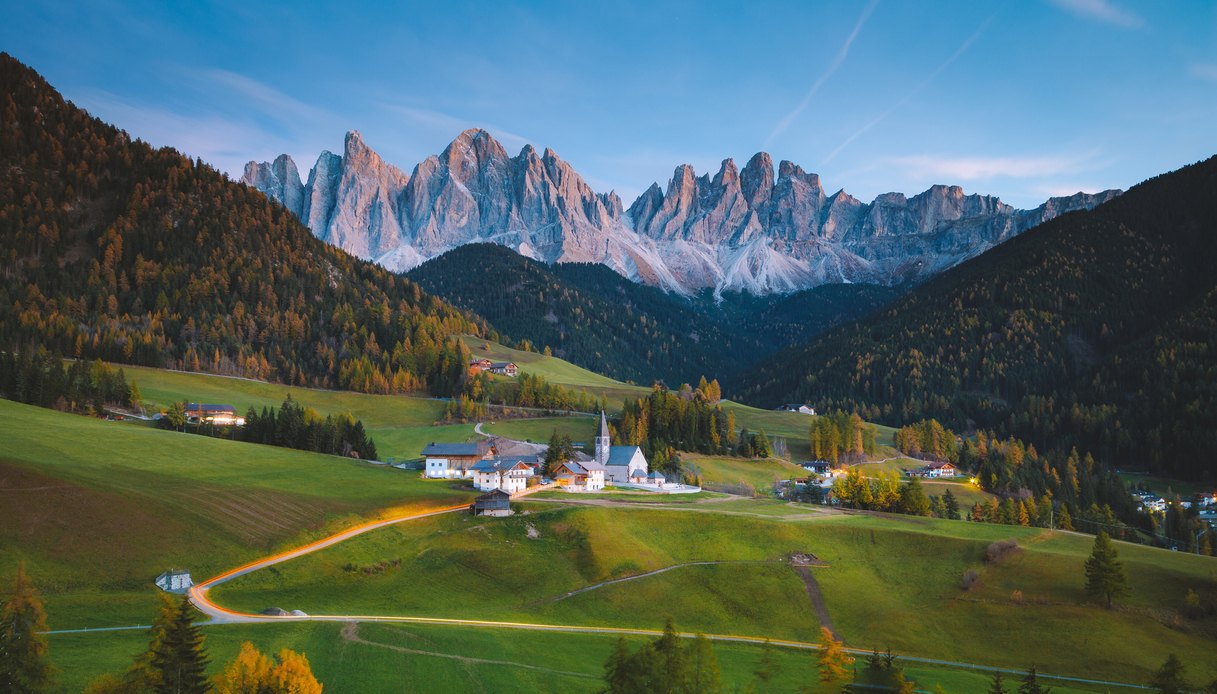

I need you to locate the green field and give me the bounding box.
[463,337,649,408]
[211,503,1217,686]
[682,454,807,493]
[46,619,1105,694]
[0,398,474,630]
[1118,471,1212,499]
[121,363,478,459]
[482,415,598,445]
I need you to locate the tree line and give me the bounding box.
[810,411,879,465]
[0,349,134,414]
[160,395,379,461]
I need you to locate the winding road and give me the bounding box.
[180,500,1151,691]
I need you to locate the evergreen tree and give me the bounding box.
[1149,654,1186,694]
[603,637,635,694]
[899,478,932,516]
[1084,531,1128,609]
[687,634,721,694]
[752,639,780,693]
[148,596,209,694]
[1018,665,1049,694]
[942,487,960,520]
[989,672,1009,694]
[165,401,186,431]
[0,564,54,694]
[1057,504,1074,531]
[651,620,690,694]
[816,626,852,685]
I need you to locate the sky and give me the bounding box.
[3,0,1216,208]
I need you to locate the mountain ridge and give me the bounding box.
[244,130,1119,296]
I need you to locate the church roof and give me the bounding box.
[605,446,642,467]
[599,411,610,439]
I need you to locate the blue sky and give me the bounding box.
[4,0,1215,207]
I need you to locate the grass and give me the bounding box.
[682,453,806,493]
[211,504,1217,686]
[1117,471,1212,499]
[482,416,597,445]
[46,619,1108,693]
[0,399,475,629]
[120,363,478,459]
[462,337,649,409]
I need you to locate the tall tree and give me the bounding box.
[0,564,54,693]
[214,642,272,694]
[165,401,186,431]
[687,634,721,694]
[816,626,852,686]
[602,637,635,694]
[1149,654,1187,694]
[1084,531,1128,609]
[148,596,209,694]
[988,672,1009,694]
[651,620,690,694]
[1018,666,1049,694]
[752,639,781,693]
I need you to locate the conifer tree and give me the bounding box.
[942,487,960,519]
[1149,654,1186,694]
[1084,531,1128,609]
[1018,665,1049,694]
[816,626,852,685]
[687,633,721,694]
[148,595,209,694]
[989,671,1008,694]
[603,637,634,694]
[752,639,780,693]
[0,564,54,693]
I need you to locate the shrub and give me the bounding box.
[962,569,979,591]
[984,539,1020,563]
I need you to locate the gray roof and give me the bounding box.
[599,411,610,439]
[630,468,648,478]
[559,461,588,475]
[422,442,484,457]
[648,471,666,480]
[471,458,532,473]
[605,446,642,468]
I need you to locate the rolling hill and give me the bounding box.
[0,53,483,396]
[735,155,1217,482]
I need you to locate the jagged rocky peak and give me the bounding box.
[243,130,1122,296]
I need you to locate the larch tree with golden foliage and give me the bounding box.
[213,641,322,694]
[816,626,853,686]
[0,564,54,693]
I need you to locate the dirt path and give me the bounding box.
[791,563,837,639]
[548,560,777,603]
[340,622,598,680]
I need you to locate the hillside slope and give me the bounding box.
[410,243,898,385]
[735,156,1217,481]
[0,53,483,395]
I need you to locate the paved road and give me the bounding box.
[182,503,1150,691]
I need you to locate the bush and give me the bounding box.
[984,539,1020,563]
[961,569,979,591]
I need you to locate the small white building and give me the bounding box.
[155,570,193,594]
[593,412,649,484]
[552,460,606,492]
[777,404,816,415]
[470,458,533,494]
[919,462,958,478]
[422,441,492,479]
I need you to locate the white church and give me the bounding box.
[594,412,648,483]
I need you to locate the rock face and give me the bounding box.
[243,130,1121,295]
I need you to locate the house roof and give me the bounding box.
[924,461,955,470]
[422,442,484,457]
[471,458,532,473]
[185,403,236,413]
[556,461,588,475]
[490,362,516,369]
[474,489,512,503]
[605,446,642,467]
[630,468,648,478]
[648,471,666,479]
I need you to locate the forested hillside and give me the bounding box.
[736,156,1217,482]
[408,243,898,385]
[0,54,484,395]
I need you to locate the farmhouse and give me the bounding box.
[470,457,534,494]
[468,358,493,374]
[917,461,958,478]
[184,403,245,426]
[489,361,519,377]
[594,412,648,483]
[552,459,606,492]
[421,441,494,479]
[472,489,512,517]
[155,569,193,594]
[801,460,832,475]
[777,404,816,415]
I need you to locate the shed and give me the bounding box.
[472,489,513,517]
[155,570,193,594]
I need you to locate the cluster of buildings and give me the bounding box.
[468,358,519,377]
[184,403,244,426]
[422,413,653,499]
[776,404,817,415]
[910,461,959,478]
[1133,489,1217,525]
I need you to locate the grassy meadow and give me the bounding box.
[211,503,1217,686]
[0,398,475,630]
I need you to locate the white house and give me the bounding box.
[552,460,606,492]
[919,462,958,478]
[470,458,533,494]
[593,412,648,483]
[155,570,193,594]
[777,404,816,415]
[422,441,492,479]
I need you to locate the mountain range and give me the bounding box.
[244,130,1120,296]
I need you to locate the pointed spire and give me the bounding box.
[599,411,610,439]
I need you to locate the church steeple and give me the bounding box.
[595,411,610,466]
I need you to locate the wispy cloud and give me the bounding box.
[381,103,534,153]
[824,11,998,164]
[1190,63,1217,83]
[763,0,878,149]
[886,151,1103,181]
[199,68,334,126]
[1045,0,1144,28]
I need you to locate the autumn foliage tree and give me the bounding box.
[0,564,54,694]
